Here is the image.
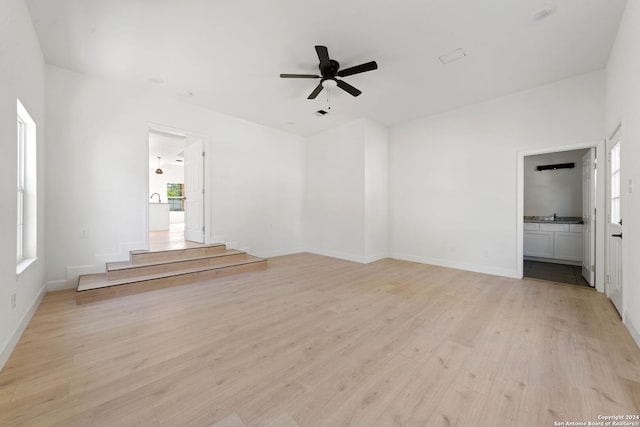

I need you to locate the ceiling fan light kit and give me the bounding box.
[280,45,378,100]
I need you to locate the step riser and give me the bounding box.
[130,245,227,263]
[107,253,249,281]
[77,260,267,305]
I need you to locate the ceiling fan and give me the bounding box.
[280,45,378,99]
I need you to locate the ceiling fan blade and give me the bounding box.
[307,82,324,99]
[337,61,378,77]
[315,45,331,69]
[336,79,362,97]
[280,73,321,79]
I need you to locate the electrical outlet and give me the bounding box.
[11,293,16,310]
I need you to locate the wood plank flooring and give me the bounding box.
[1,253,639,426]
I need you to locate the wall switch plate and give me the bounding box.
[11,293,16,310]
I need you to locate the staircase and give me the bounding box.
[76,243,267,304]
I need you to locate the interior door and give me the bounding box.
[606,132,622,314]
[581,148,595,286]
[184,138,205,243]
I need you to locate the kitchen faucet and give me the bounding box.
[150,193,161,203]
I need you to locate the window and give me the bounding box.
[167,183,184,211]
[610,141,621,225]
[17,99,37,273]
[17,115,25,262]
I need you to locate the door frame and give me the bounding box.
[606,124,623,313]
[145,122,211,249]
[516,140,605,292]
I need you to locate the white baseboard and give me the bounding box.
[304,248,367,264]
[0,284,46,372]
[391,252,520,279]
[46,279,75,292]
[624,313,640,350]
[253,247,304,259]
[364,253,390,264]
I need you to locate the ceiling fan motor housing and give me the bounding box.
[321,59,340,78]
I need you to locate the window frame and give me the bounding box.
[16,99,37,275]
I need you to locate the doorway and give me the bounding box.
[522,148,592,287]
[147,126,207,251]
[517,142,605,292]
[148,129,186,250]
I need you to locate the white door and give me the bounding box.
[184,139,205,243]
[606,133,622,314]
[581,148,595,286]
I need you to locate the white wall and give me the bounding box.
[304,118,389,263]
[389,71,605,278]
[606,0,640,346]
[305,120,366,262]
[364,120,389,262]
[45,65,305,288]
[524,149,587,217]
[0,0,47,370]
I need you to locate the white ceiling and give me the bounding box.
[25,0,626,136]
[149,129,184,168]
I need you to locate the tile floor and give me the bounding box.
[524,260,592,288]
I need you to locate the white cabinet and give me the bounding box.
[524,222,583,262]
[523,231,554,258]
[554,232,582,261]
[149,203,170,231]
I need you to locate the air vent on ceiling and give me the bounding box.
[315,109,328,116]
[439,48,466,64]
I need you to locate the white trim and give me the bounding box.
[16,257,38,276]
[305,248,367,264]
[624,314,640,350]
[0,284,46,372]
[46,280,75,292]
[391,252,520,279]
[253,247,305,259]
[517,141,606,292]
[364,253,390,264]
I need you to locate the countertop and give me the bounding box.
[524,216,583,224]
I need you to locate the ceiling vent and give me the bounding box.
[439,48,466,65]
[532,6,556,21]
[315,109,328,116]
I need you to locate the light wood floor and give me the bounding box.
[1,253,639,426]
[149,223,200,252]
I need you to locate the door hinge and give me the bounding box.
[202,151,205,157]
[202,188,205,195]
[202,226,205,232]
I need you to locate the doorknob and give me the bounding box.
[612,233,623,239]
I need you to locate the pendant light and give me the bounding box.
[155,157,163,174]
